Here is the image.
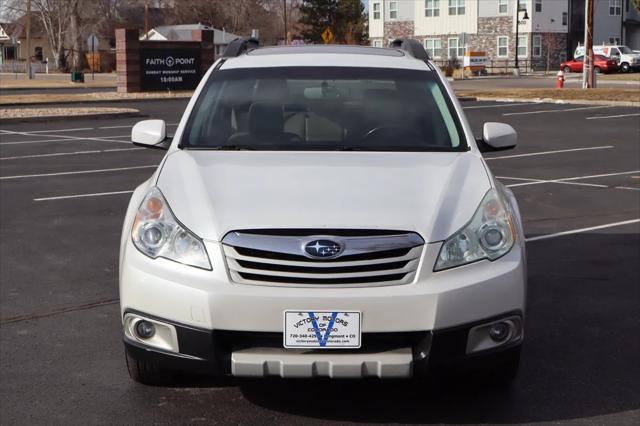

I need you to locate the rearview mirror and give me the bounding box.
[477,122,517,153]
[131,119,170,150]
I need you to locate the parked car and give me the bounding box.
[120,39,527,385]
[561,55,619,74]
[575,44,640,72]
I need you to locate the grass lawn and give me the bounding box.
[0,91,193,106]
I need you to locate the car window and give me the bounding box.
[618,46,632,54]
[182,67,466,152]
[595,55,607,60]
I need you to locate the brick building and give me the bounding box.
[368,0,639,70]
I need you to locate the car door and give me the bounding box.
[571,56,584,72]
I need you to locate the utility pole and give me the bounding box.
[26,0,32,78]
[283,0,288,45]
[582,0,594,88]
[144,0,149,38]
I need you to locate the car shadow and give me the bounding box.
[237,232,640,423]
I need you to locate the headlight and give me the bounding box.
[435,189,515,271]
[131,187,211,270]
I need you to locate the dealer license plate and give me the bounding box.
[283,311,361,349]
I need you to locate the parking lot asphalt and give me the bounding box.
[1,99,639,425]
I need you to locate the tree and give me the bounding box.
[298,0,366,44]
[634,0,640,13]
[541,33,565,74]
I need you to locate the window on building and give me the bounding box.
[532,35,541,57]
[535,0,542,12]
[34,46,43,61]
[518,35,527,57]
[373,2,380,20]
[609,37,621,44]
[448,37,465,58]
[562,12,568,25]
[389,1,398,19]
[497,36,508,57]
[424,39,442,57]
[5,46,16,60]
[498,0,508,14]
[609,0,621,16]
[372,39,383,47]
[448,0,465,16]
[425,0,440,17]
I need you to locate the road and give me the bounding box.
[1,99,639,425]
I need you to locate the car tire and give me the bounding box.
[621,62,630,73]
[125,347,174,386]
[563,66,571,74]
[594,66,601,74]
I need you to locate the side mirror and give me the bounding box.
[131,119,170,150]
[477,122,517,153]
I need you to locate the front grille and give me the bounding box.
[222,230,424,287]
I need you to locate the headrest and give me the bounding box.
[248,102,284,135]
[255,79,289,102]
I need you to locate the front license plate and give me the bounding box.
[283,311,361,349]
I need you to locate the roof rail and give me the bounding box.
[222,37,260,58]
[390,38,430,61]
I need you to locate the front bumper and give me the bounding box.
[120,237,526,378]
[120,239,526,332]
[124,309,523,378]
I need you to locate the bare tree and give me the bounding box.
[30,0,74,69]
[541,33,565,74]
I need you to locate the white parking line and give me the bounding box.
[0,133,130,145]
[34,190,134,201]
[0,165,157,180]
[0,147,143,160]
[525,219,640,242]
[463,103,539,110]
[499,176,608,189]
[0,127,93,134]
[503,106,609,116]
[586,113,640,120]
[0,123,180,134]
[499,170,640,189]
[485,145,614,160]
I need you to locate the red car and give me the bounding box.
[560,55,618,74]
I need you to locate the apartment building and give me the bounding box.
[369,0,639,68]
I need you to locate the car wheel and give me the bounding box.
[563,66,571,74]
[594,66,601,74]
[125,346,174,386]
[621,62,630,73]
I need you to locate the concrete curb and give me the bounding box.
[0,110,143,124]
[472,96,640,107]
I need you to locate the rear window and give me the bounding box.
[182,67,467,152]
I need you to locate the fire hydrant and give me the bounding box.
[556,70,565,89]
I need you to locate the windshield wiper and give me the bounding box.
[206,145,254,151]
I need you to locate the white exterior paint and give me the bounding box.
[119,47,527,381]
[369,1,385,38]
[414,0,479,35]
[529,0,569,33]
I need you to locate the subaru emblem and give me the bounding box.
[304,239,343,259]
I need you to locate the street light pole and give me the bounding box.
[514,5,529,74]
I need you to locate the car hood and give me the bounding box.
[156,150,491,242]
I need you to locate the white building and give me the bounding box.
[368,0,640,68]
[142,24,241,58]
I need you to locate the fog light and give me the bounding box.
[135,320,156,339]
[489,322,510,342]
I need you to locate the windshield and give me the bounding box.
[619,46,633,54]
[181,67,466,151]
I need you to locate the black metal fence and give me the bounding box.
[432,58,559,75]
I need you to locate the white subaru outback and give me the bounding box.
[120,39,527,385]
